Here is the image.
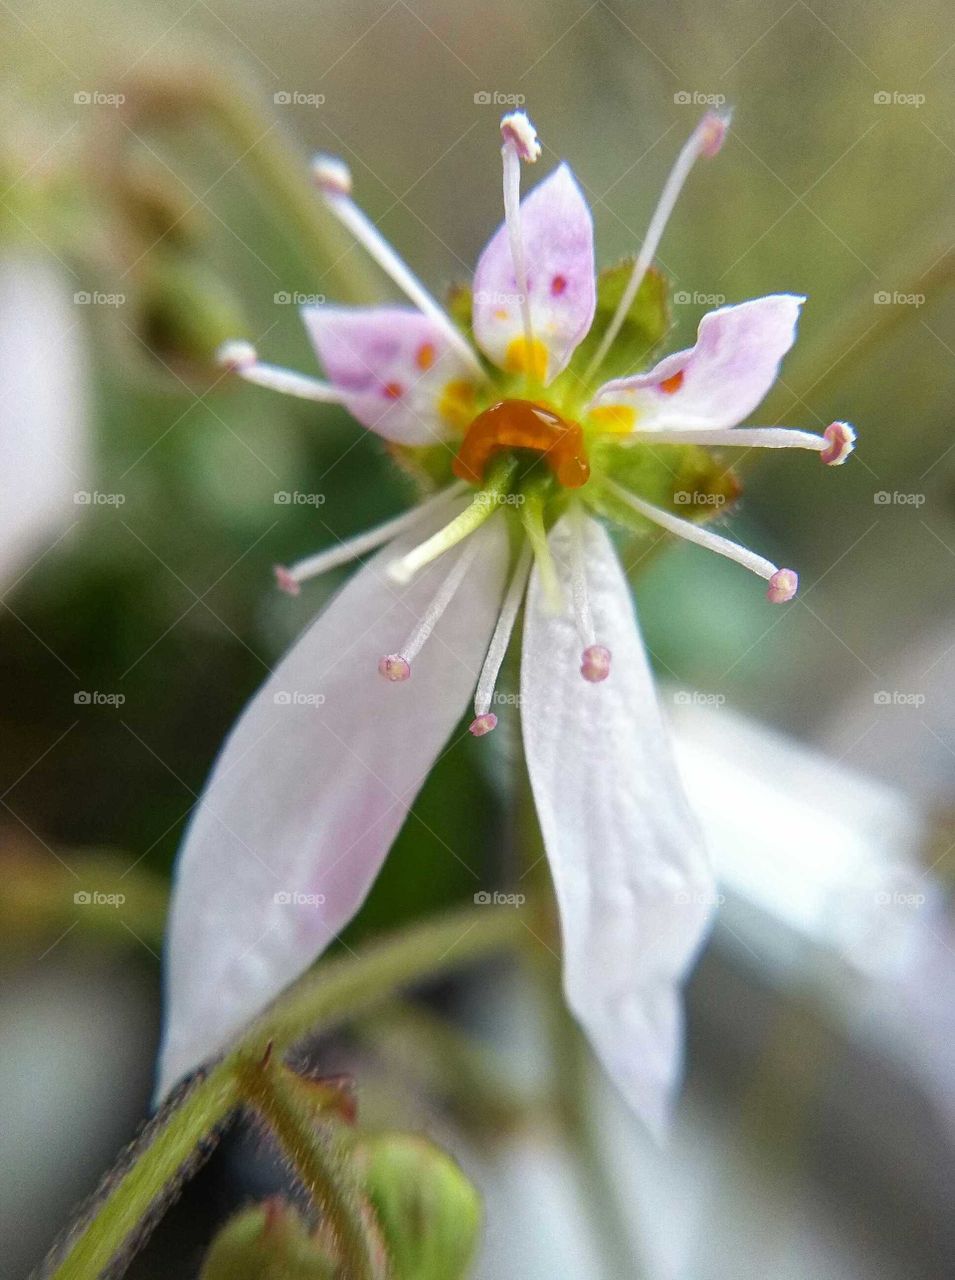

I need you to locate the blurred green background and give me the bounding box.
[1,1,953,1277]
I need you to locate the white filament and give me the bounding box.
[321,190,484,380]
[568,506,597,649]
[628,426,832,452]
[399,533,483,664]
[282,484,467,587]
[606,482,780,582]
[502,141,535,369]
[583,117,724,382]
[473,542,533,717]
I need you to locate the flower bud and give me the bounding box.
[358,1133,482,1280]
[200,1199,336,1280]
[135,252,248,378]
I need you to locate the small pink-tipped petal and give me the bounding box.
[472,163,596,384]
[469,712,498,736]
[820,421,855,466]
[521,514,714,1137]
[378,654,411,682]
[593,295,805,432]
[157,507,508,1098]
[301,304,479,445]
[274,565,301,597]
[580,644,611,683]
[767,568,798,603]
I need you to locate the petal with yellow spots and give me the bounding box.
[472,163,596,386]
[301,304,480,445]
[591,295,804,433]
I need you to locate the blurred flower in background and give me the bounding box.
[1,0,954,1278]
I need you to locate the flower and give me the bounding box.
[158,110,856,1133]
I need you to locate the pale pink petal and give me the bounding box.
[157,509,508,1097]
[472,164,596,384]
[592,294,805,431]
[302,304,479,445]
[521,513,714,1136]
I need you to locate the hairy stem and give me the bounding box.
[237,1054,380,1278]
[42,904,525,1280]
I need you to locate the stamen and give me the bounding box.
[388,461,515,586]
[469,712,498,736]
[606,481,798,603]
[275,484,467,593]
[378,654,411,682]
[820,421,856,466]
[311,154,485,381]
[217,341,346,404]
[581,645,612,683]
[380,536,482,680]
[622,422,856,464]
[500,112,539,379]
[470,543,533,733]
[583,110,731,383]
[568,506,611,682]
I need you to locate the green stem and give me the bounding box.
[43,904,525,1280]
[43,1070,241,1280]
[237,1055,379,1279]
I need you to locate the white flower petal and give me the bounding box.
[0,256,88,588]
[520,513,714,1136]
[158,509,509,1097]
